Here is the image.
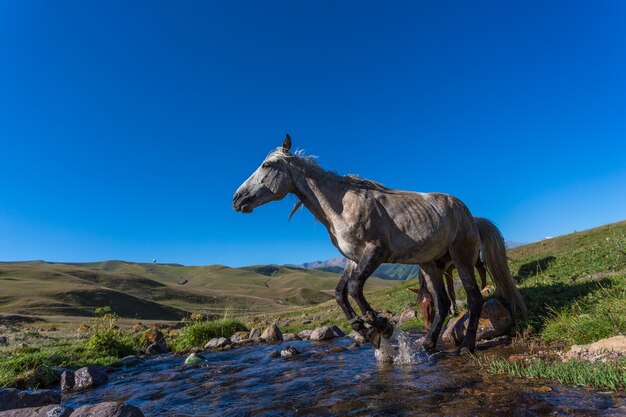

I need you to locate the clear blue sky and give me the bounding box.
[1,1,625,266]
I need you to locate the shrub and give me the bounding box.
[172,317,248,352]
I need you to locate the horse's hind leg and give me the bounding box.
[450,240,483,352]
[420,262,449,352]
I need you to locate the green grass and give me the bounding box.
[171,318,248,352]
[482,357,626,390]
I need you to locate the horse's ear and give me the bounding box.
[282,134,292,153]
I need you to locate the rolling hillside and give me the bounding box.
[0,261,397,321]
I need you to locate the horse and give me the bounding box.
[233,135,527,352]
[411,217,501,328]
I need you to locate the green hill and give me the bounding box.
[0,260,397,321]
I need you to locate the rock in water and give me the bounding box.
[260,325,283,343]
[280,345,299,357]
[61,366,108,391]
[347,331,366,344]
[442,298,512,345]
[70,401,144,417]
[249,328,261,340]
[297,330,312,340]
[145,342,168,355]
[230,331,251,343]
[184,353,204,366]
[282,333,301,342]
[309,326,336,341]
[0,405,73,417]
[204,337,230,349]
[0,389,61,411]
[330,325,345,337]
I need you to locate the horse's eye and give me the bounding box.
[262,163,270,169]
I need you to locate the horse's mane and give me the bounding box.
[268,148,388,191]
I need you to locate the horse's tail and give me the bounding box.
[475,217,528,319]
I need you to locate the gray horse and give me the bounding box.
[233,135,526,352]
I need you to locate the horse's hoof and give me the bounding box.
[349,317,365,332]
[380,318,394,340]
[363,327,381,349]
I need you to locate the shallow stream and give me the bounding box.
[63,332,625,416]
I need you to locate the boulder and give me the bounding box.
[0,405,73,417]
[330,325,345,337]
[204,337,230,349]
[230,331,251,343]
[70,401,144,417]
[282,333,301,342]
[145,342,168,355]
[183,353,204,366]
[280,345,299,357]
[260,325,283,343]
[442,298,512,345]
[398,306,417,323]
[61,366,108,391]
[347,331,366,344]
[309,326,336,341]
[297,330,312,340]
[248,328,261,340]
[564,335,626,363]
[0,389,61,412]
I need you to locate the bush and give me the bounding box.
[172,317,248,352]
[85,307,139,357]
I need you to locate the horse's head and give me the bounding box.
[233,134,294,213]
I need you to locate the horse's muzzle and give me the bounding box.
[233,192,253,213]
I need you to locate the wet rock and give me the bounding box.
[61,366,108,391]
[145,342,168,355]
[249,328,261,340]
[442,298,512,345]
[119,356,142,367]
[184,353,204,366]
[330,325,345,337]
[0,336,7,345]
[230,331,251,343]
[347,331,366,344]
[0,405,73,417]
[347,342,361,350]
[0,389,61,412]
[309,326,336,341]
[70,401,144,417]
[564,335,626,363]
[297,330,312,340]
[398,306,417,323]
[282,333,301,342]
[280,345,299,357]
[260,325,283,343]
[204,337,230,349]
[267,350,281,358]
[328,346,346,354]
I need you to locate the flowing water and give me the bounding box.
[63,332,625,416]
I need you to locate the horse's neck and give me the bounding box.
[290,163,345,229]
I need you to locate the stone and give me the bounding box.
[0,405,73,417]
[330,325,345,337]
[0,336,7,345]
[398,306,417,323]
[184,353,204,366]
[442,298,512,345]
[119,356,142,367]
[564,335,626,363]
[0,389,61,412]
[280,345,299,357]
[70,401,144,417]
[204,337,230,349]
[230,331,251,343]
[267,351,281,358]
[248,328,261,340]
[282,333,301,342]
[143,328,165,345]
[61,366,108,391]
[309,326,336,341]
[328,346,346,354]
[260,325,283,343]
[481,285,496,298]
[145,342,168,355]
[347,331,366,344]
[297,330,312,340]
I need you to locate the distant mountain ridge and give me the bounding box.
[295,257,420,281]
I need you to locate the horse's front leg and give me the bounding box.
[345,244,391,347]
[335,260,358,321]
